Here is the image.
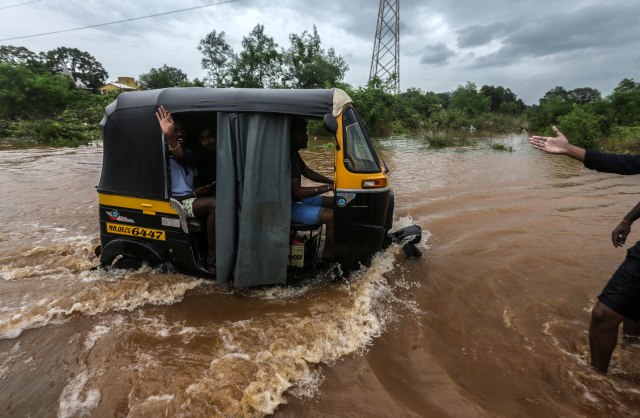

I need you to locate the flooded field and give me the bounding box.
[2,134,640,416]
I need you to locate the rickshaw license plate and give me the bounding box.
[106,223,166,241]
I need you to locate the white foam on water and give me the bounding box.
[0,341,23,380]
[57,370,102,418]
[84,321,118,351]
[128,393,175,416]
[133,311,203,342]
[178,245,402,416]
[1,239,100,282]
[58,318,130,418]
[246,281,323,301]
[0,271,205,340]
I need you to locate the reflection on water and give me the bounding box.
[2,135,640,417]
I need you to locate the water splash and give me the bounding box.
[5,215,428,417]
[0,264,204,339]
[176,244,406,416]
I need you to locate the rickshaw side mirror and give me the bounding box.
[323,113,338,136]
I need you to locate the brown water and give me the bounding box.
[2,134,640,417]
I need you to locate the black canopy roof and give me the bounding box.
[98,87,352,200]
[101,87,351,123]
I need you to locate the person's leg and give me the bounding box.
[593,244,640,371]
[193,196,216,264]
[291,201,321,225]
[589,301,625,373]
[291,201,331,259]
[318,207,333,259]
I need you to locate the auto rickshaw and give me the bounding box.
[96,87,420,287]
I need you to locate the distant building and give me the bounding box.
[98,77,139,95]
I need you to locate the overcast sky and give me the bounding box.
[1,0,639,104]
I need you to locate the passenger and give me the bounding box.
[156,106,216,271]
[192,127,216,193]
[290,117,335,259]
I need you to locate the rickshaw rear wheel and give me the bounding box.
[111,255,144,270]
[100,239,163,270]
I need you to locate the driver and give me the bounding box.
[290,117,335,259]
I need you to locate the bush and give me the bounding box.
[389,119,410,134]
[433,109,472,130]
[428,134,454,148]
[600,125,640,152]
[491,143,513,152]
[68,90,118,126]
[557,106,603,150]
[6,109,96,146]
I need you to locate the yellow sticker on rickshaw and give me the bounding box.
[106,223,166,241]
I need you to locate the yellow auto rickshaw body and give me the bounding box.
[97,87,394,287]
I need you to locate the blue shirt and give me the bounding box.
[169,156,197,197]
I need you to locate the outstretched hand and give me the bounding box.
[528,126,570,154]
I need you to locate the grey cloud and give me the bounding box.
[456,22,512,48]
[420,42,455,65]
[466,2,640,68]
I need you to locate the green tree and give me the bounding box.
[480,85,525,114]
[567,87,601,104]
[229,24,283,88]
[139,64,190,89]
[0,63,76,120]
[528,86,574,130]
[436,92,452,109]
[347,77,396,135]
[43,47,108,89]
[450,82,490,117]
[0,45,44,69]
[609,78,640,125]
[282,26,348,88]
[557,105,603,149]
[198,25,349,89]
[198,30,235,87]
[540,86,570,104]
[68,90,119,127]
[190,78,206,87]
[396,87,443,129]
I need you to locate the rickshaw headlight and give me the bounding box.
[362,179,387,189]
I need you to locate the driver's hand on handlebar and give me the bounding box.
[612,221,631,248]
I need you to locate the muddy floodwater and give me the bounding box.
[2,133,640,417]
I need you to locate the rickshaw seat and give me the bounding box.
[290,223,322,248]
[290,223,323,267]
[290,223,321,233]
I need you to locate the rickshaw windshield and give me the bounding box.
[343,108,381,173]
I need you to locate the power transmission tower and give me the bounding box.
[370,0,400,94]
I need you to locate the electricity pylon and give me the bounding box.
[369,0,400,94]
